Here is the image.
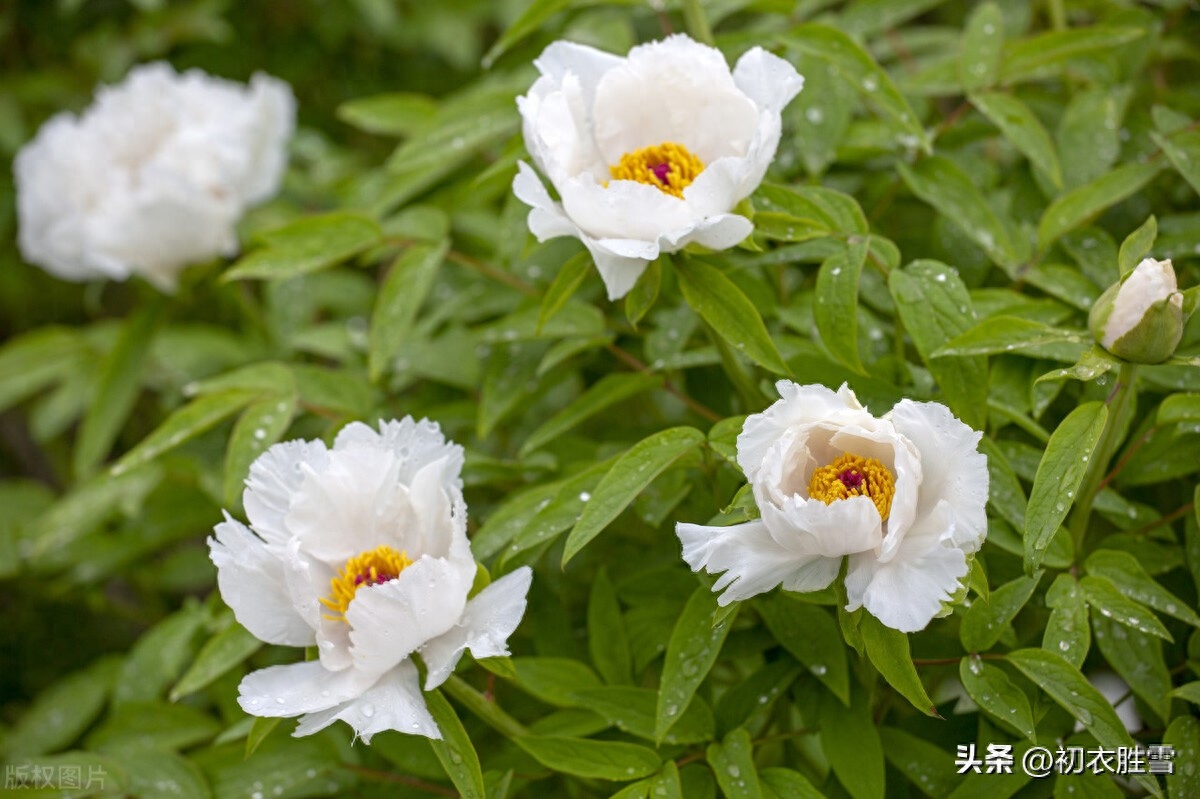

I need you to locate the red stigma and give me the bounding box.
[651,163,671,184]
[837,469,864,490]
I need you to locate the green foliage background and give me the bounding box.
[2,0,1200,797]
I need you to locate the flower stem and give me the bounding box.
[681,0,715,45]
[441,674,528,740]
[1068,361,1138,559]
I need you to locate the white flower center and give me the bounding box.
[807,453,896,521]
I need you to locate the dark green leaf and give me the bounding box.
[1080,575,1173,641]
[821,690,884,799]
[958,657,1036,741]
[588,568,632,686]
[225,212,383,281]
[970,91,1062,188]
[515,736,661,781]
[369,241,449,381]
[675,259,788,375]
[427,689,487,799]
[815,238,869,374]
[170,622,261,701]
[538,251,593,333]
[522,373,662,457]
[656,586,737,742]
[1043,574,1090,668]
[959,3,1004,92]
[860,613,938,717]
[707,728,763,799]
[1037,162,1163,251]
[960,572,1041,652]
[758,596,849,704]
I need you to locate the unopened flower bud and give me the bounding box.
[1088,257,1185,364]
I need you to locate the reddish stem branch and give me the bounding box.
[606,343,722,423]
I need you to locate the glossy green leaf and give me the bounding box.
[369,240,448,381]
[571,687,714,745]
[538,251,593,333]
[110,388,260,476]
[515,735,661,781]
[224,212,383,281]
[860,613,938,717]
[1085,549,1200,627]
[1037,162,1163,251]
[959,2,1003,91]
[1080,575,1172,641]
[1024,401,1107,571]
[1092,615,1171,722]
[970,91,1062,188]
[170,622,262,701]
[655,586,737,742]
[222,392,297,509]
[1001,27,1147,84]
[336,91,436,137]
[1164,716,1200,799]
[427,689,487,799]
[958,657,1036,741]
[588,568,633,686]
[814,238,869,374]
[879,726,964,797]
[760,768,825,799]
[758,595,849,705]
[563,426,704,565]
[1152,128,1200,199]
[1043,574,1090,668]
[960,572,1041,652]
[934,316,1087,357]
[821,690,884,799]
[1117,215,1157,276]
[707,728,763,799]
[522,372,662,457]
[675,258,788,376]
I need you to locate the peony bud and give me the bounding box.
[1088,257,1185,364]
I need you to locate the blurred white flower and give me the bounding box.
[15,62,295,290]
[514,34,803,300]
[1085,673,1141,733]
[208,417,532,742]
[1088,256,1186,364]
[677,382,989,633]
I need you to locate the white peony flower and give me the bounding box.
[208,417,532,742]
[1088,256,1186,364]
[514,34,804,300]
[15,62,295,290]
[677,382,989,633]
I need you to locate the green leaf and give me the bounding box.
[515,736,661,781]
[245,716,282,759]
[1152,128,1200,199]
[1164,716,1200,799]
[1037,162,1163,251]
[960,572,1041,652]
[562,427,705,565]
[649,762,683,799]
[522,373,662,457]
[760,768,825,799]
[170,622,262,701]
[821,690,884,799]
[756,184,868,235]
[74,304,163,477]
[1159,393,1200,425]
[758,596,849,705]
[715,659,801,736]
[0,326,83,414]
[538,251,593,332]
[879,726,964,797]
[655,586,737,742]
[707,728,763,799]
[114,605,206,705]
[1024,401,1107,571]
[87,700,221,752]
[786,24,929,152]
[859,613,938,716]
[1006,648,1160,797]
[1085,549,1200,627]
[6,656,119,757]
[482,0,568,68]
[970,91,1062,188]
[898,158,1022,272]
[1043,574,1090,668]
[511,657,603,707]
[958,657,1036,742]
[1000,27,1147,84]
[110,388,261,477]
[224,212,383,281]
[571,687,714,745]
[1093,615,1171,722]
[934,316,1088,357]
[588,569,633,686]
[426,689,487,799]
[1117,215,1157,276]
[1172,682,1200,706]
[336,91,436,137]
[814,238,869,374]
[675,258,788,376]
[369,241,449,381]
[105,749,210,799]
[1036,346,1120,384]
[1080,575,1173,641]
[888,260,989,430]
[959,2,1004,91]
[753,212,832,242]
[30,465,162,558]
[222,393,296,509]
[625,258,662,328]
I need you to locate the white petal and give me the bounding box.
[560,174,694,242]
[334,417,464,490]
[661,213,752,252]
[678,519,838,605]
[242,438,330,546]
[292,660,440,742]
[347,556,471,676]
[532,40,624,110]
[1104,257,1177,347]
[513,161,581,241]
[758,492,882,558]
[844,501,970,633]
[732,47,804,115]
[237,659,377,718]
[208,516,314,646]
[591,35,759,165]
[421,566,533,690]
[523,73,609,184]
[887,400,988,554]
[587,240,653,300]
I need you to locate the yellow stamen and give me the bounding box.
[807,453,896,521]
[320,545,413,622]
[609,142,704,199]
